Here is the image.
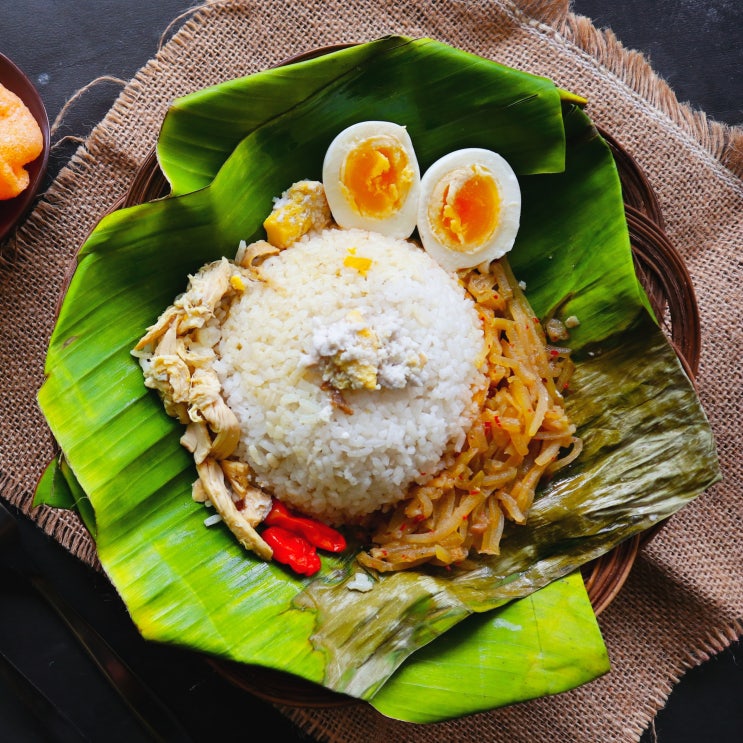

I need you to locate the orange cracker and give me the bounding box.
[0,82,44,200]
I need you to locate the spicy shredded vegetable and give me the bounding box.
[357,258,581,572]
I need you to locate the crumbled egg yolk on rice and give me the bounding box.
[260,179,429,395]
[343,247,373,276]
[262,180,332,249]
[229,274,247,292]
[316,309,381,391]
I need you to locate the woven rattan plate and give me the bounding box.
[114,118,700,708]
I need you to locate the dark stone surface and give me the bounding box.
[2,2,741,741]
[574,0,742,126]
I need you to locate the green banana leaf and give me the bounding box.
[157,36,569,197]
[35,457,74,510]
[373,571,608,722]
[37,37,720,721]
[32,460,610,719]
[34,455,97,537]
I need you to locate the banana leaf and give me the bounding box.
[32,460,610,720]
[37,37,720,720]
[34,455,97,537]
[373,571,608,722]
[35,457,74,510]
[157,36,570,197]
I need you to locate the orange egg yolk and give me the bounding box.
[341,137,413,218]
[430,167,500,252]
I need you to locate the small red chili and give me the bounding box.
[263,526,321,576]
[265,500,347,553]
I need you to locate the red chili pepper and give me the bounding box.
[263,526,321,576]
[265,500,347,553]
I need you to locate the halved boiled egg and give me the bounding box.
[322,121,420,239]
[417,148,521,271]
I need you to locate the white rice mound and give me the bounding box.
[214,227,487,525]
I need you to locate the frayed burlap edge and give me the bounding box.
[0,469,101,570]
[515,0,743,178]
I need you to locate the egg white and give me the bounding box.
[417,148,521,271]
[322,121,421,239]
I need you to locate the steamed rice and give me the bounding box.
[213,227,486,524]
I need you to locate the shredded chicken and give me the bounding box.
[235,239,280,270]
[195,457,272,560]
[132,255,273,560]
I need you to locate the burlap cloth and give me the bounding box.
[1,1,741,740]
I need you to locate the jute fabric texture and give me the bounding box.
[1,1,741,741]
